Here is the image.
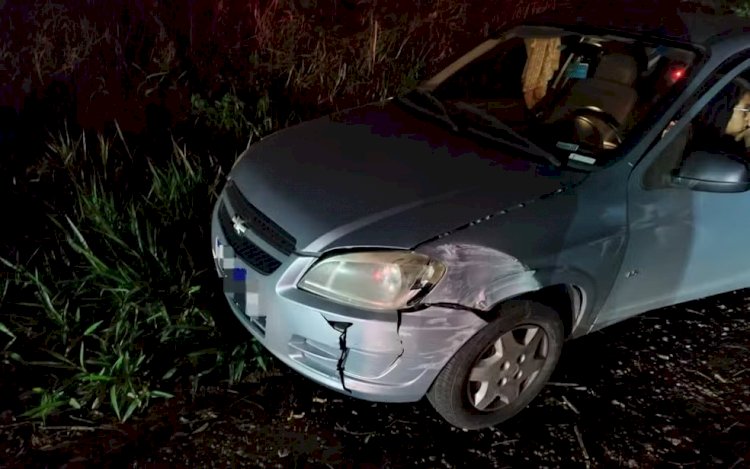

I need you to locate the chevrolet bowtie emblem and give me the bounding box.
[231,215,248,235]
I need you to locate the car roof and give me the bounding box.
[522,1,750,49]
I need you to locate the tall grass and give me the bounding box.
[191,92,275,141]
[2,0,567,131]
[732,0,750,16]
[2,126,264,423]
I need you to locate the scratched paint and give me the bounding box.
[417,244,542,311]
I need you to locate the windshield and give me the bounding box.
[399,25,698,170]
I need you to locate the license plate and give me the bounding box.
[215,238,262,317]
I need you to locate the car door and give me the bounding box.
[595,55,750,328]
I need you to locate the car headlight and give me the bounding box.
[298,251,446,311]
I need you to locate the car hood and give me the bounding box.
[229,101,582,253]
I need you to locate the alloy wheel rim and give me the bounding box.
[466,325,549,411]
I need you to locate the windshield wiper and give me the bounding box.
[398,88,459,132]
[450,101,561,167]
[399,91,561,167]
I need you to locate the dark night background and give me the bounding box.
[0,0,748,467]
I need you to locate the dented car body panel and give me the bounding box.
[415,161,631,337]
[210,12,750,402]
[212,202,488,401]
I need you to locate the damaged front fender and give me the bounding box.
[397,305,488,373]
[416,243,543,312]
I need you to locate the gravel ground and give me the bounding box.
[2,291,749,468]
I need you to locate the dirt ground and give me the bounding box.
[2,291,749,468]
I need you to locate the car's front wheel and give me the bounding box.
[426,300,564,429]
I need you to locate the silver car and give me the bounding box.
[211,8,750,428]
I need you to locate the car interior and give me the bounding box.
[545,52,640,147]
[540,36,694,153]
[429,26,697,168]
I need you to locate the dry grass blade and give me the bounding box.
[574,425,590,463]
[114,120,132,160]
[547,382,583,387]
[562,395,580,415]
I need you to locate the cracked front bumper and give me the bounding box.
[210,199,486,403]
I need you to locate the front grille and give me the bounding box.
[218,203,282,275]
[225,181,296,255]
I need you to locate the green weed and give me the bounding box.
[22,388,67,425]
[0,279,16,352]
[3,125,265,423]
[191,92,250,138]
[732,0,750,17]
[191,91,276,141]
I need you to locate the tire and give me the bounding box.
[426,300,564,430]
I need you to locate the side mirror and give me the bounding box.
[671,150,750,193]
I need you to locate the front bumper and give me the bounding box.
[210,194,486,402]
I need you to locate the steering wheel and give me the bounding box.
[562,107,624,149]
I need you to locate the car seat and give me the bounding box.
[547,53,639,146]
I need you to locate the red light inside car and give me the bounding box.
[670,67,685,82]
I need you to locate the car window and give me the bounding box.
[643,68,750,189]
[405,26,697,170]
